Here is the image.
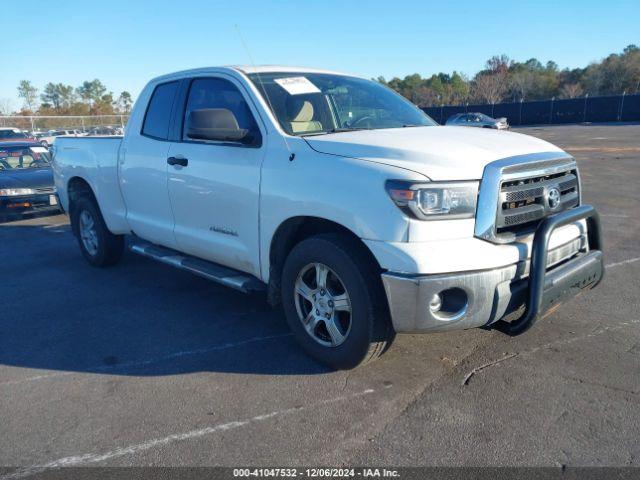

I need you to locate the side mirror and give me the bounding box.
[186,108,251,143]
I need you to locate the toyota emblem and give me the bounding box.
[547,186,561,210]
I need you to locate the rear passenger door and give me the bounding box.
[166,76,265,276]
[120,81,179,248]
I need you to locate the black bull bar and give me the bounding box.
[493,204,604,336]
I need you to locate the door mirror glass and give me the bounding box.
[186,108,251,142]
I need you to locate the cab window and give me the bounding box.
[182,78,261,146]
[141,81,179,140]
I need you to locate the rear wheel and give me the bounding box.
[281,234,393,369]
[71,194,124,267]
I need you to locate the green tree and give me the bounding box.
[77,79,107,109]
[41,83,77,112]
[17,80,38,112]
[92,93,115,115]
[449,72,470,104]
[41,83,60,109]
[116,91,133,113]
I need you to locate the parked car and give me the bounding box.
[446,112,509,129]
[53,66,603,369]
[0,142,60,219]
[33,131,53,146]
[88,126,121,136]
[37,129,84,147]
[0,128,34,141]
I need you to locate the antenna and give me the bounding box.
[235,24,294,160]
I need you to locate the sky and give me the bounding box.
[2,0,638,110]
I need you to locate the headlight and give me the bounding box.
[386,180,479,220]
[0,188,37,197]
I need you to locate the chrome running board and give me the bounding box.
[129,242,264,293]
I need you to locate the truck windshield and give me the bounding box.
[247,72,436,136]
[0,146,51,171]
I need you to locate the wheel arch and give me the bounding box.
[267,216,382,305]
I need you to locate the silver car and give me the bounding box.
[446,112,509,129]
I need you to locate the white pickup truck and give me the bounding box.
[53,66,604,369]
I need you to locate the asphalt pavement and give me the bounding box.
[1,124,638,475]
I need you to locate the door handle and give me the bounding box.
[167,156,188,167]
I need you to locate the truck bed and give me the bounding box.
[53,136,129,233]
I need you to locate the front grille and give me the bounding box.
[497,169,579,235]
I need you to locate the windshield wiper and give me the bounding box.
[329,127,370,133]
[300,127,370,137]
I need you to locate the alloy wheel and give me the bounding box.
[294,262,352,347]
[79,210,99,256]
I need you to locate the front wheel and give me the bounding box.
[281,234,394,369]
[71,194,124,267]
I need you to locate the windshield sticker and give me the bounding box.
[30,147,49,153]
[274,77,321,95]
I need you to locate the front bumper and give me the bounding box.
[382,205,604,334]
[0,193,61,217]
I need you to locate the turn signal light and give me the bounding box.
[387,188,415,203]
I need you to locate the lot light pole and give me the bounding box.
[583,94,589,123]
[619,91,626,121]
[519,98,523,126]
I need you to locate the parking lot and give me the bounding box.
[1,124,639,474]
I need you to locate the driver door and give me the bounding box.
[166,76,266,276]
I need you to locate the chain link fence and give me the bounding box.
[423,93,640,126]
[0,115,129,133]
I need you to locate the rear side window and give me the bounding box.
[142,81,179,140]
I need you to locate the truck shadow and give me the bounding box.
[0,218,329,378]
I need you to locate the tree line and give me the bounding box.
[9,79,132,116]
[378,45,640,107]
[4,45,639,115]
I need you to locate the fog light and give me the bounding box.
[429,293,442,312]
[430,288,468,321]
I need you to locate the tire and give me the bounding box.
[281,233,394,370]
[71,194,124,267]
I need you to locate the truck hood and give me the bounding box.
[304,126,565,180]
